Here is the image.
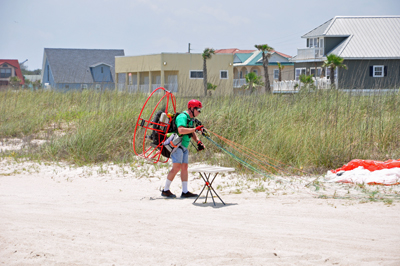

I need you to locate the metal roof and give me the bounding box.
[302,16,400,59]
[302,18,333,38]
[43,48,125,83]
[234,51,293,66]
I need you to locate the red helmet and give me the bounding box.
[188,99,202,109]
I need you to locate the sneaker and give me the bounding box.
[180,191,198,198]
[161,190,176,198]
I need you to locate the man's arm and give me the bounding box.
[177,126,196,136]
[178,126,203,143]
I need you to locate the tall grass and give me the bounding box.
[1,88,399,172]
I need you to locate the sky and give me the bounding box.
[1,0,399,70]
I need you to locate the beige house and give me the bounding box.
[233,51,294,88]
[115,53,234,97]
[215,49,294,89]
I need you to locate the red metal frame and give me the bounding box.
[132,87,177,163]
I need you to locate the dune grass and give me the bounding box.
[1,88,399,173]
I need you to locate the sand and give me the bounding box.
[0,157,399,266]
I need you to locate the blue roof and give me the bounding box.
[44,48,124,83]
[234,53,253,63]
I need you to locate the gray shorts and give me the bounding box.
[170,146,189,164]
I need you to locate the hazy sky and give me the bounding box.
[1,0,399,70]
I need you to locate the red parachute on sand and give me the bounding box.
[331,159,400,173]
[328,159,400,186]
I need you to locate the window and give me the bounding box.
[0,68,12,78]
[190,70,203,79]
[308,38,319,48]
[326,68,337,80]
[310,68,322,77]
[95,84,101,89]
[252,69,258,75]
[81,84,88,89]
[373,65,384,77]
[65,85,69,89]
[101,67,103,73]
[274,69,279,80]
[220,70,228,79]
[295,68,306,81]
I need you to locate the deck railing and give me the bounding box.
[233,79,247,88]
[295,48,324,60]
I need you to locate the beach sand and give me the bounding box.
[0,158,399,265]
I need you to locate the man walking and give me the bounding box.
[161,99,205,198]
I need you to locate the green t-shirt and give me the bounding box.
[175,111,194,148]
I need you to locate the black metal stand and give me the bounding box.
[194,172,225,206]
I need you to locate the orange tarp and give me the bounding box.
[331,159,400,173]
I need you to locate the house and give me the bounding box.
[0,59,25,86]
[291,16,400,89]
[215,48,294,88]
[115,53,233,96]
[41,48,124,90]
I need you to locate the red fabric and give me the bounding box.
[0,59,25,84]
[331,159,400,173]
[214,48,256,54]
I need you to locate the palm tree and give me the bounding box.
[299,74,314,91]
[202,48,215,96]
[322,54,347,89]
[244,72,264,94]
[207,82,217,96]
[255,44,274,93]
[277,62,285,82]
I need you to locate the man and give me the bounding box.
[161,99,205,198]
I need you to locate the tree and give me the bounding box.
[244,72,264,94]
[33,80,42,89]
[9,76,21,88]
[255,44,274,93]
[202,48,215,96]
[277,62,285,82]
[299,74,314,91]
[207,82,217,96]
[322,54,347,89]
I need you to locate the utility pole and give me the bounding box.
[188,43,192,53]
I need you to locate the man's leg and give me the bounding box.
[162,148,184,198]
[181,163,189,193]
[167,163,182,182]
[180,163,198,198]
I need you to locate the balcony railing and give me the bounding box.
[151,84,161,92]
[233,79,247,88]
[295,48,324,60]
[127,85,137,92]
[164,83,178,93]
[273,77,331,91]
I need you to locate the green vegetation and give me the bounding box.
[277,62,285,82]
[9,76,22,88]
[244,72,263,94]
[1,88,400,174]
[202,48,215,97]
[207,82,217,96]
[299,74,314,91]
[254,44,274,93]
[322,54,347,88]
